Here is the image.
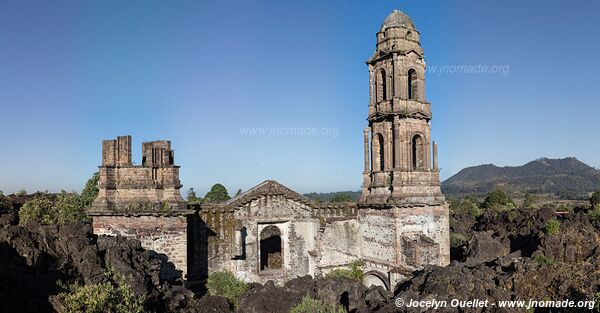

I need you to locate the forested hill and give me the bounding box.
[442,157,600,197]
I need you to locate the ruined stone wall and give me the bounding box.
[232,196,318,284]
[188,196,321,284]
[395,203,450,267]
[316,219,361,272]
[91,215,189,276]
[358,208,399,264]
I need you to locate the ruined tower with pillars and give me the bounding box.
[361,10,444,204]
[357,10,450,282]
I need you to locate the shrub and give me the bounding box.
[588,205,600,221]
[450,233,468,247]
[58,273,145,313]
[532,255,555,265]
[18,192,88,226]
[591,191,600,208]
[55,192,89,224]
[0,194,14,214]
[450,197,482,217]
[19,196,55,225]
[290,295,345,313]
[523,193,536,209]
[206,271,248,309]
[544,220,560,236]
[326,260,365,282]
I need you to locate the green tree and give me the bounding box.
[80,172,100,207]
[186,188,201,203]
[482,188,514,210]
[331,193,353,203]
[15,189,27,196]
[203,184,231,203]
[235,189,242,197]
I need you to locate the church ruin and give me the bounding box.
[88,10,449,290]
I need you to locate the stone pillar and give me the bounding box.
[368,66,374,107]
[433,141,439,171]
[385,122,393,171]
[363,128,370,173]
[392,55,397,98]
[393,117,401,169]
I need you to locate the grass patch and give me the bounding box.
[290,295,345,313]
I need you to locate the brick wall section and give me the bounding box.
[92,215,188,276]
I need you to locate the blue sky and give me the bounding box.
[1,0,599,195]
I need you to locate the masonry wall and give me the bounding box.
[92,215,189,277]
[359,208,398,264]
[316,219,361,273]
[396,203,450,267]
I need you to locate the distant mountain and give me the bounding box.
[442,157,600,198]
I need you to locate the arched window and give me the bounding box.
[412,135,424,170]
[377,69,387,102]
[372,133,385,171]
[260,225,282,271]
[408,69,417,100]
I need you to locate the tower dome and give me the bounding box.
[380,10,416,30]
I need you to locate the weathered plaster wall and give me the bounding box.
[317,219,361,272]
[358,209,398,264]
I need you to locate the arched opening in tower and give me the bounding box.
[408,69,417,100]
[372,133,385,171]
[378,69,387,102]
[259,225,282,271]
[412,135,424,170]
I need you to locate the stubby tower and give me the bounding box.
[89,136,191,276]
[360,10,444,204]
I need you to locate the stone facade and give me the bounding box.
[187,181,359,285]
[87,9,449,290]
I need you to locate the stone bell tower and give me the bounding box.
[360,10,445,205]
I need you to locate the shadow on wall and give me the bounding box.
[187,213,213,284]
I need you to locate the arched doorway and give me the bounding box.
[260,225,282,271]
